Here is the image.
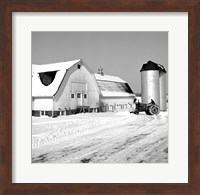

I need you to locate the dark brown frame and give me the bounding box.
[0,0,199,194]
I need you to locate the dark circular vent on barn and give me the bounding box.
[39,71,57,86]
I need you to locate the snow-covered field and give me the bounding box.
[32,111,168,163]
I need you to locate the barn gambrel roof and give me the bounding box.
[94,74,135,98]
[32,59,82,97]
[94,73,126,83]
[32,59,135,98]
[32,59,81,73]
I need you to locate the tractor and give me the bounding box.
[132,99,160,115]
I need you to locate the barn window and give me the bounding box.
[77,93,81,98]
[77,64,81,69]
[71,94,74,98]
[84,94,87,99]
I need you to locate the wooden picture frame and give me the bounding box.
[0,0,199,194]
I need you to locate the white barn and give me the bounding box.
[32,59,135,117]
[95,73,135,112]
[32,59,100,117]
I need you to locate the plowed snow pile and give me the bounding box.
[32,111,168,163]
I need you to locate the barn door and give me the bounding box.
[77,93,83,106]
[71,82,88,107]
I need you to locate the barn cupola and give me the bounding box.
[98,66,104,76]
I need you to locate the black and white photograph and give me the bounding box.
[32,32,168,163]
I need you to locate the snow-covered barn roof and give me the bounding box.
[94,73,126,83]
[32,59,81,97]
[32,59,135,98]
[100,91,135,97]
[94,73,135,98]
[32,59,81,73]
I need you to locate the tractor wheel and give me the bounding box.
[148,105,160,115]
[145,110,151,115]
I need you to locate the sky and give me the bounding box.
[32,32,168,93]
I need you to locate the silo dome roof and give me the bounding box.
[140,60,167,73]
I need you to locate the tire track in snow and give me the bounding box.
[32,114,138,149]
[32,112,168,163]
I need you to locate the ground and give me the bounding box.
[32,111,168,163]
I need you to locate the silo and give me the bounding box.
[141,68,160,106]
[140,60,167,110]
[159,70,167,111]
